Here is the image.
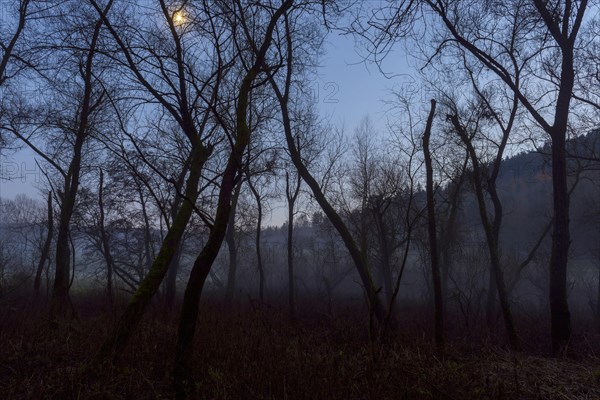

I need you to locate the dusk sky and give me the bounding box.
[0,29,412,211]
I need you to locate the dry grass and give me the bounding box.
[0,296,599,399]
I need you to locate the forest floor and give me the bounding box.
[0,294,599,400]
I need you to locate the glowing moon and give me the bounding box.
[173,10,186,26]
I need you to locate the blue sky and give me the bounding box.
[317,31,411,133]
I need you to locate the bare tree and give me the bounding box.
[172,2,293,396]
[33,191,53,297]
[422,99,444,350]
[263,12,387,328]
[285,166,301,317]
[89,0,228,362]
[225,180,242,302]
[3,0,116,318]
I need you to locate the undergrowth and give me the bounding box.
[0,295,598,399]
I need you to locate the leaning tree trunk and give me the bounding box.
[172,5,293,396]
[165,161,190,310]
[94,145,210,363]
[266,16,386,325]
[50,128,84,319]
[34,191,53,297]
[423,99,444,350]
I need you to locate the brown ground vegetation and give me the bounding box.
[0,294,598,399]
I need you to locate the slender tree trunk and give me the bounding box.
[34,192,53,297]
[423,99,444,350]
[98,169,114,306]
[140,193,153,277]
[450,114,519,350]
[373,210,393,305]
[549,131,571,353]
[49,1,113,319]
[225,182,242,302]
[267,28,386,325]
[50,142,81,319]
[285,171,300,318]
[165,161,190,310]
[287,198,295,318]
[248,180,264,300]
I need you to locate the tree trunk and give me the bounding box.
[373,209,393,305]
[549,130,571,353]
[423,99,444,350]
[140,193,154,277]
[49,2,113,319]
[98,169,114,307]
[547,54,573,351]
[165,161,190,310]
[450,114,519,350]
[285,170,300,318]
[50,155,79,319]
[34,191,53,297]
[287,197,295,318]
[248,180,265,300]
[225,182,242,302]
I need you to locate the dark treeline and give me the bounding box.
[0,1,599,399]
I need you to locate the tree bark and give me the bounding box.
[225,182,242,302]
[247,179,265,300]
[422,99,444,350]
[98,169,115,306]
[34,191,53,297]
[166,160,190,310]
[373,207,393,305]
[285,170,301,318]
